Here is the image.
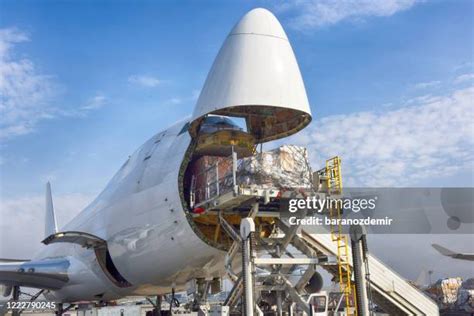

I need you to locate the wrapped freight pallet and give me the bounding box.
[457,278,474,313]
[188,145,313,206]
[430,277,463,305]
[235,145,312,189]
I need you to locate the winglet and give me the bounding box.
[45,182,58,239]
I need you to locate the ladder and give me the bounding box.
[325,156,357,316]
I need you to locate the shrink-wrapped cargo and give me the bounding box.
[435,277,463,305]
[188,145,313,205]
[235,145,312,189]
[457,278,474,312]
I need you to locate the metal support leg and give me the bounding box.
[11,286,20,316]
[219,212,242,243]
[232,147,238,195]
[282,277,311,315]
[11,286,20,300]
[241,218,256,316]
[276,291,283,316]
[350,225,370,316]
[155,296,162,316]
[249,202,259,219]
[169,288,175,314]
[193,278,211,311]
[224,275,244,308]
[225,241,240,282]
[278,210,307,254]
[56,303,63,316]
[295,265,316,293]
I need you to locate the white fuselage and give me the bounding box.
[36,120,226,302]
[28,7,315,303]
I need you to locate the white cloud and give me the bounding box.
[167,97,182,105]
[128,74,161,88]
[79,94,107,111]
[0,27,28,57]
[453,61,473,72]
[165,89,200,106]
[285,85,474,186]
[0,28,104,141]
[413,80,441,89]
[277,0,421,29]
[454,72,474,84]
[57,94,108,118]
[0,193,92,258]
[0,28,57,140]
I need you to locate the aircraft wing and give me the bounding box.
[432,244,474,261]
[454,253,474,261]
[0,258,69,290]
[0,258,30,263]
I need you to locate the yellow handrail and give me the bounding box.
[326,156,357,316]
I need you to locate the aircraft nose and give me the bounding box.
[230,7,288,40]
[190,7,311,142]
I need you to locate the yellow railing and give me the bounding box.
[326,156,357,316]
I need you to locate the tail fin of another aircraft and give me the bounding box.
[45,182,58,239]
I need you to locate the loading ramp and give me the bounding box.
[297,227,440,315]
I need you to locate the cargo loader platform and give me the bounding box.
[183,143,438,315]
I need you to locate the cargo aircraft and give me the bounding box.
[0,7,314,307]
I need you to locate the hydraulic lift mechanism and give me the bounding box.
[199,155,364,316]
[193,152,437,315]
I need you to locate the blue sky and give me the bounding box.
[1,1,473,278]
[1,0,473,196]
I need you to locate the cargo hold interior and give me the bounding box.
[179,115,313,250]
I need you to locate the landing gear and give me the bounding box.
[191,278,211,313]
[8,286,50,316]
[55,303,75,316]
[169,288,180,314]
[147,292,179,316]
[55,303,63,316]
[11,286,20,316]
[156,295,162,315]
[146,296,163,316]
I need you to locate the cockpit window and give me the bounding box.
[199,116,243,134]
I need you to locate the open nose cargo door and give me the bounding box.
[182,8,313,249]
[189,8,312,143]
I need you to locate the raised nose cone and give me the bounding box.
[229,8,288,40]
[190,8,312,142]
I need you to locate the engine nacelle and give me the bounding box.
[305,271,324,293]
